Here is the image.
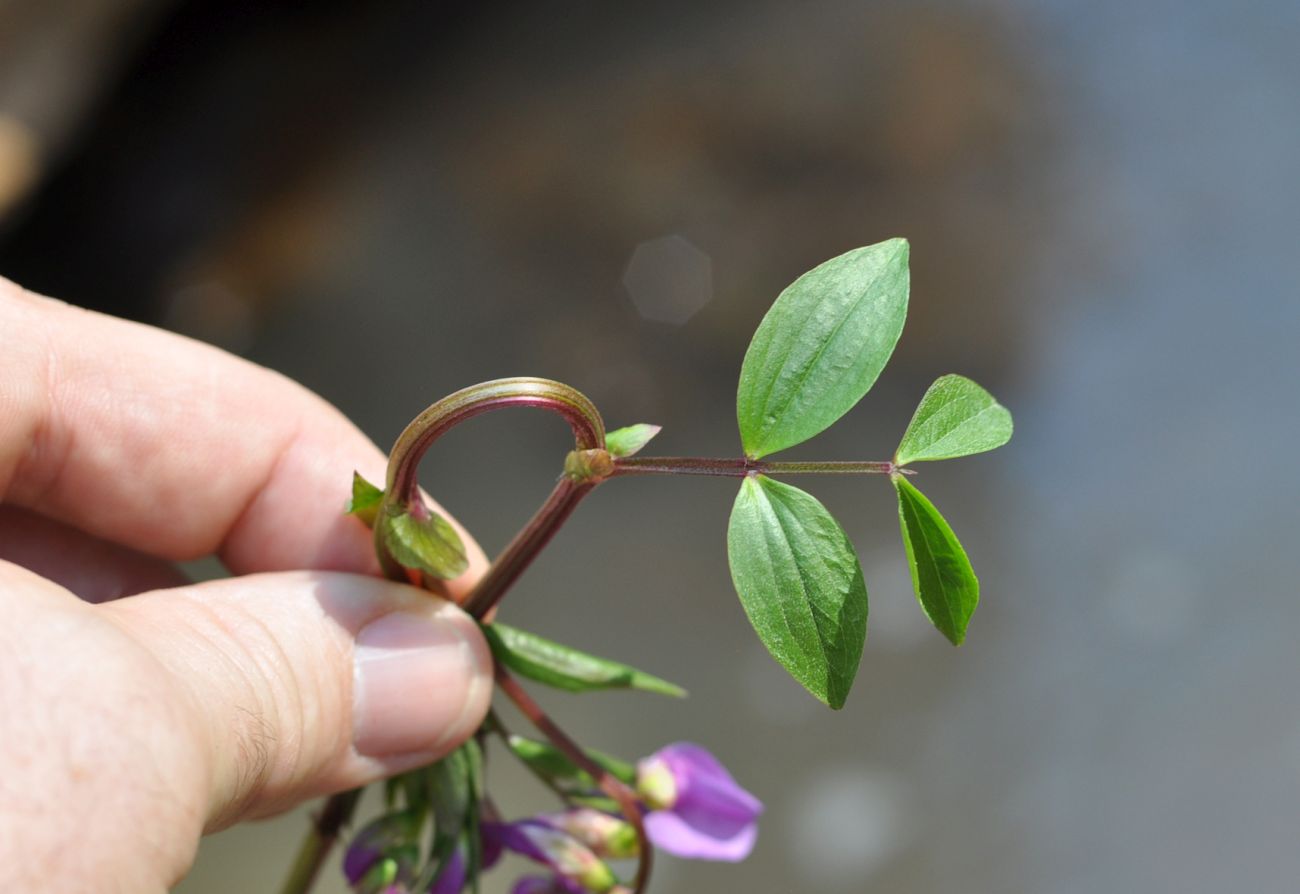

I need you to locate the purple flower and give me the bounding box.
[483,819,618,893]
[635,742,763,861]
[427,846,466,894]
[344,811,421,887]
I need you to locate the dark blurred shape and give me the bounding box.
[0,0,491,325]
[0,0,171,220]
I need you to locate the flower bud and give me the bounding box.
[485,820,618,893]
[344,811,422,887]
[543,808,640,859]
[634,756,678,810]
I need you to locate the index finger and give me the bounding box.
[0,279,487,589]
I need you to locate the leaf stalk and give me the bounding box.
[611,456,913,478]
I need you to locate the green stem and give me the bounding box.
[278,788,362,894]
[610,456,912,478]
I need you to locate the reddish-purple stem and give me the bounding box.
[611,456,909,478]
[462,478,596,620]
[495,667,653,894]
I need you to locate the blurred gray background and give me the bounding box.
[3,0,1298,891]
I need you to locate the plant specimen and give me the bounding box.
[279,237,1013,894]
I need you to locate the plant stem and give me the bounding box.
[462,477,596,620]
[495,667,653,894]
[610,456,912,478]
[484,710,575,805]
[386,377,604,505]
[375,377,607,591]
[278,788,362,894]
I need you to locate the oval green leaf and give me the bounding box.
[893,476,979,645]
[726,475,868,708]
[483,622,686,697]
[895,374,1013,466]
[379,504,469,579]
[737,239,910,458]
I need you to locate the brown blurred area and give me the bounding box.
[0,0,1051,381]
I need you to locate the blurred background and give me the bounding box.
[3,0,1298,891]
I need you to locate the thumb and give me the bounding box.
[103,570,494,828]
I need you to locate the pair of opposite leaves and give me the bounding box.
[726,238,1012,709]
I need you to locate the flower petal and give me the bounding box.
[644,807,758,862]
[428,847,466,894]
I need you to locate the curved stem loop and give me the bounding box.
[375,378,607,589]
[386,377,605,506]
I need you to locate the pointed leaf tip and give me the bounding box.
[483,622,686,697]
[346,472,384,527]
[895,374,1012,466]
[893,476,979,645]
[604,423,663,458]
[727,475,868,708]
[737,238,909,458]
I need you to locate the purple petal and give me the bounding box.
[344,842,382,885]
[658,743,763,818]
[511,876,584,894]
[428,847,466,894]
[640,743,762,861]
[644,808,758,861]
[481,820,551,865]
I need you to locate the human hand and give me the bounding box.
[0,280,494,892]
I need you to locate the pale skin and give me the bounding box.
[0,278,495,892]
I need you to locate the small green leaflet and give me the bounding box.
[895,374,1013,466]
[379,503,469,579]
[507,734,637,791]
[893,476,979,645]
[483,623,686,697]
[346,471,384,527]
[604,423,662,458]
[736,239,909,458]
[726,475,868,709]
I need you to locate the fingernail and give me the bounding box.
[352,607,486,758]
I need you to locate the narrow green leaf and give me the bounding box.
[421,741,481,892]
[506,735,637,789]
[483,623,685,697]
[893,476,979,645]
[429,742,476,836]
[895,374,1013,465]
[346,471,384,527]
[726,475,868,708]
[380,504,468,579]
[604,423,662,458]
[737,239,910,458]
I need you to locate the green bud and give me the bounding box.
[635,756,678,810]
[564,448,615,483]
